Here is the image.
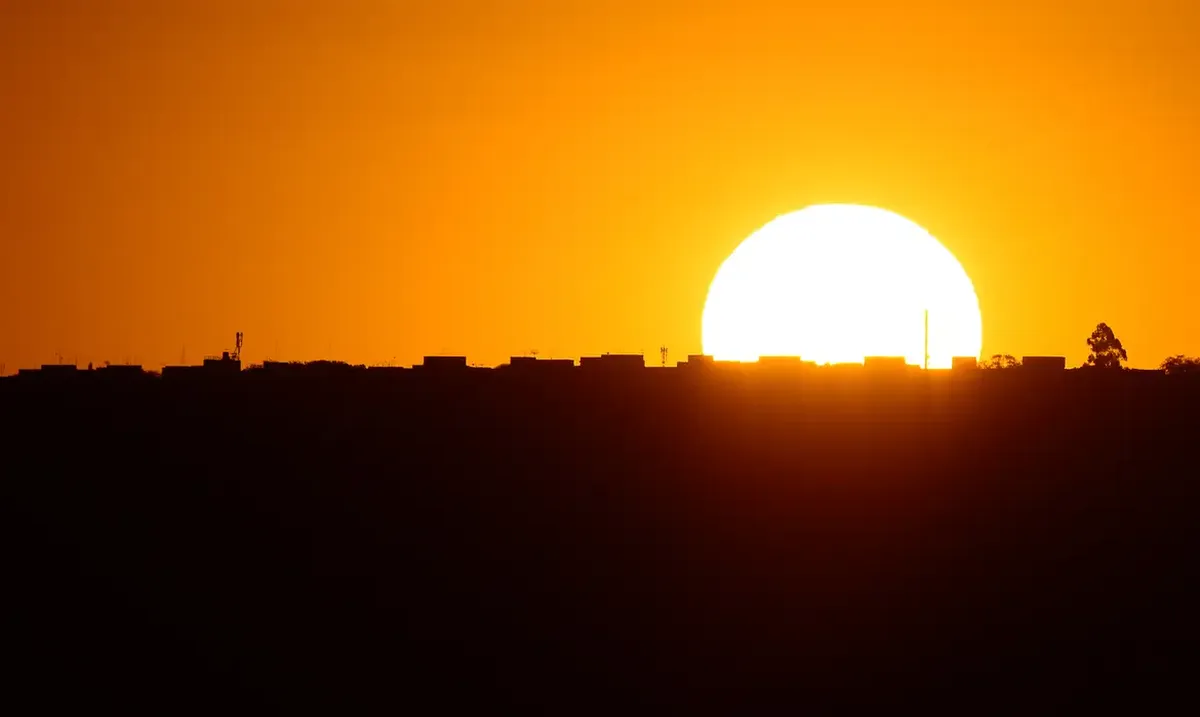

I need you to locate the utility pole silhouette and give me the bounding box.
[924,309,930,370]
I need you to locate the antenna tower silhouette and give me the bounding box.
[660,345,669,368]
[924,309,929,370]
[233,332,244,362]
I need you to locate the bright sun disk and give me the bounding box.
[701,204,982,368]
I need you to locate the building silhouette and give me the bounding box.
[506,356,575,374]
[863,356,908,370]
[1022,355,1067,371]
[579,354,645,372]
[418,356,468,372]
[952,356,980,370]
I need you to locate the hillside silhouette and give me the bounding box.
[4,357,1199,713]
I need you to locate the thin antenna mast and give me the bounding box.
[924,309,930,370]
[660,345,668,368]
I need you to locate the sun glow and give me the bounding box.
[701,205,982,368]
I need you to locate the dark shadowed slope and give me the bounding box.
[4,367,1198,713]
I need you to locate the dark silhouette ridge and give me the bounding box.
[4,355,1200,713]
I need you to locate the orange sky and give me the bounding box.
[2,0,1198,371]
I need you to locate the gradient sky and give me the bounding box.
[3,0,1198,371]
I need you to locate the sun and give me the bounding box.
[701,204,982,368]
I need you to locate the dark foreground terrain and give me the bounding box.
[4,365,1199,713]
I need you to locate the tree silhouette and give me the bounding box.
[979,354,1020,369]
[1085,323,1127,369]
[1161,355,1200,375]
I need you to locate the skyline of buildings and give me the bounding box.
[3,351,1080,379]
